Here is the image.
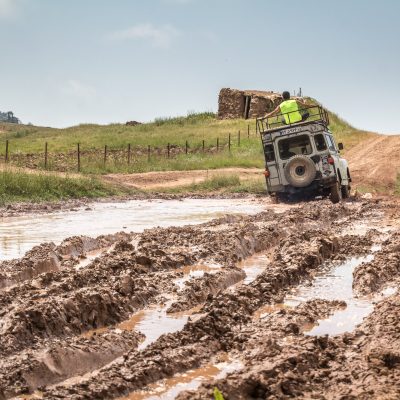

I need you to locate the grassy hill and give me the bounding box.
[0,110,375,175]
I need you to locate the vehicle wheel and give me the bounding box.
[284,155,316,188]
[330,181,342,204]
[341,185,350,199]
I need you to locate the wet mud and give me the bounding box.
[0,198,399,399]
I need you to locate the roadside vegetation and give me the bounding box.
[0,108,386,202]
[156,174,266,195]
[0,168,119,206]
[0,110,374,176]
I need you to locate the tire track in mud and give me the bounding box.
[38,202,384,399]
[0,207,284,398]
[0,199,397,399]
[353,230,400,295]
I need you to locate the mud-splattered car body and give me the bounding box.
[257,105,351,203]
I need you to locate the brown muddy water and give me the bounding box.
[240,253,272,284]
[117,299,193,351]
[283,244,397,335]
[118,358,242,400]
[0,199,264,260]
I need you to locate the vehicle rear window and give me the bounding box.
[264,144,275,162]
[314,134,327,151]
[278,135,312,160]
[325,134,336,151]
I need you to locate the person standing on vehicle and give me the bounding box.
[264,91,309,124]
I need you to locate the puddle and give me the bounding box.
[75,248,106,269]
[116,300,194,350]
[0,199,264,261]
[283,245,389,335]
[239,252,272,284]
[340,215,392,236]
[118,358,242,400]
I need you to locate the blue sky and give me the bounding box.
[0,0,399,133]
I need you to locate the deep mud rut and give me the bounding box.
[1,198,399,399]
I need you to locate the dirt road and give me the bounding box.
[0,197,399,399]
[345,134,400,191]
[103,168,262,190]
[102,134,400,193]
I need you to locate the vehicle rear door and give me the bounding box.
[325,134,348,183]
[264,141,282,187]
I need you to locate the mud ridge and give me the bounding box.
[353,230,400,294]
[0,329,143,399]
[41,227,343,399]
[167,267,245,313]
[0,199,395,399]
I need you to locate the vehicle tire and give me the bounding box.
[341,185,350,199]
[330,181,342,204]
[284,155,316,188]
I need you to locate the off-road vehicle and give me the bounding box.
[257,105,351,203]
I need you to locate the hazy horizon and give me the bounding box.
[1,0,399,134]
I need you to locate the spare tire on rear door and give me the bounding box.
[284,155,316,188]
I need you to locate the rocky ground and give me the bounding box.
[0,198,399,399]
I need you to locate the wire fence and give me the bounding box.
[1,124,260,172]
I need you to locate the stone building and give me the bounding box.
[218,88,283,120]
[0,111,20,124]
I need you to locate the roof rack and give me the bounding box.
[256,105,329,134]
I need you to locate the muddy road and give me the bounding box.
[0,197,399,399]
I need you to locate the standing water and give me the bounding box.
[284,245,397,335]
[0,199,264,261]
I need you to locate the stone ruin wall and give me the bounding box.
[217,88,283,119]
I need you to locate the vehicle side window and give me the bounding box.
[314,134,327,151]
[264,144,275,162]
[325,134,336,152]
[278,135,312,160]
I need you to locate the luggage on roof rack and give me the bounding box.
[256,105,329,134]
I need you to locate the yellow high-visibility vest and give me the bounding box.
[279,100,302,124]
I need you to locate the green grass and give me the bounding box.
[395,174,400,195]
[0,112,251,153]
[0,109,375,174]
[157,174,266,194]
[0,169,120,205]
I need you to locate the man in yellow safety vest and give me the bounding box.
[264,91,309,124]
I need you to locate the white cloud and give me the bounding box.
[0,0,18,18]
[60,80,97,101]
[108,23,180,48]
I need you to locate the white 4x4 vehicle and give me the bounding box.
[257,105,351,203]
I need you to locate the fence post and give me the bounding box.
[167,143,170,158]
[185,140,188,155]
[217,138,219,152]
[238,130,241,146]
[44,142,48,169]
[202,139,205,153]
[5,140,9,163]
[247,124,250,138]
[147,145,150,162]
[128,143,131,165]
[77,143,81,172]
[228,133,231,152]
[104,145,107,166]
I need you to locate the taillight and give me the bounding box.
[264,169,270,177]
[327,156,334,165]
